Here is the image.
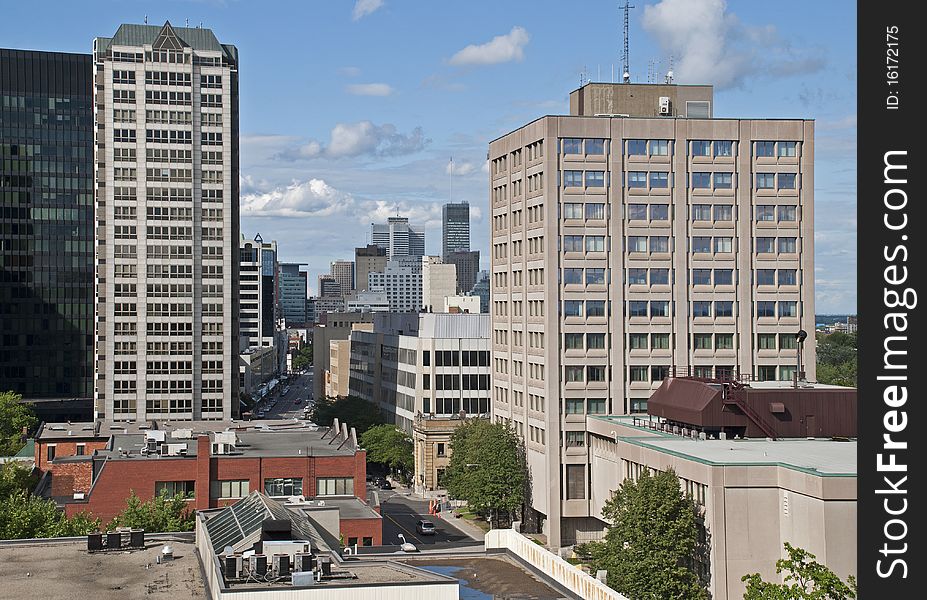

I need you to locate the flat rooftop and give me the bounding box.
[0,538,203,599]
[225,560,453,590]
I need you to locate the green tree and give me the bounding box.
[580,468,709,600]
[0,461,39,499]
[293,344,314,371]
[360,424,413,480]
[443,420,526,527]
[0,391,38,456]
[815,332,857,387]
[108,490,196,533]
[0,491,100,539]
[310,395,383,434]
[742,542,857,599]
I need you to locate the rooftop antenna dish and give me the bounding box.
[620,2,635,83]
[665,55,675,84]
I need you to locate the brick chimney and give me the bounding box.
[196,435,212,510]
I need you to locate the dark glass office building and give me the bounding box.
[0,49,94,412]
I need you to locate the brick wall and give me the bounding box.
[49,461,94,497]
[35,439,108,471]
[340,517,382,546]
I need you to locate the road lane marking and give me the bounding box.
[382,511,423,545]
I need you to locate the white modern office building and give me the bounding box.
[371,216,425,259]
[239,233,277,350]
[93,21,239,421]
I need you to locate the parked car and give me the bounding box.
[415,520,436,535]
[379,480,393,490]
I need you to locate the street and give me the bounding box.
[251,370,314,420]
[373,486,474,546]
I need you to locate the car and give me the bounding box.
[415,520,436,535]
[294,398,302,405]
[378,480,393,490]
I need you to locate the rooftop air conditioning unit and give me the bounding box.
[658,96,671,115]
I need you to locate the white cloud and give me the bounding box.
[240,178,355,218]
[449,26,530,66]
[340,66,362,77]
[346,83,395,96]
[352,0,383,21]
[642,0,823,90]
[362,200,444,229]
[275,121,429,160]
[446,159,477,176]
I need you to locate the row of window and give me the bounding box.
[422,396,490,416]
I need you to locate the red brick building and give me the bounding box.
[34,420,381,545]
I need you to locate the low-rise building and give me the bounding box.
[443,294,481,314]
[312,312,377,400]
[345,291,391,313]
[411,414,463,496]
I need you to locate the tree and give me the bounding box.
[742,542,857,599]
[310,395,383,434]
[0,491,100,539]
[0,391,38,456]
[580,468,709,600]
[0,461,38,499]
[816,332,857,387]
[108,490,196,533]
[360,424,413,480]
[443,420,526,527]
[293,344,314,372]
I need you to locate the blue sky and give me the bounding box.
[2,0,857,312]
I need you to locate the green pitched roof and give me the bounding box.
[98,21,237,63]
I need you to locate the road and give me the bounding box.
[373,486,474,546]
[252,370,314,420]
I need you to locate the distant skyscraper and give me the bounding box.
[471,270,490,313]
[442,201,470,258]
[354,244,387,293]
[445,249,480,294]
[93,22,240,421]
[239,234,277,349]
[330,260,355,297]
[371,216,425,258]
[278,263,308,326]
[0,49,94,403]
[318,274,341,298]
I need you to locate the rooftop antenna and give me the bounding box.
[144,14,148,24]
[665,54,675,84]
[620,2,635,83]
[185,18,189,27]
[448,157,453,203]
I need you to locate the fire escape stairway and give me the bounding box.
[722,389,778,440]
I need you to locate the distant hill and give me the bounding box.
[815,314,855,327]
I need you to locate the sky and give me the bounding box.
[1,0,857,312]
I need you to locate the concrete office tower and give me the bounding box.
[489,82,815,547]
[317,274,341,298]
[354,244,387,293]
[442,201,470,258]
[0,50,94,419]
[278,263,308,326]
[445,249,480,294]
[371,216,425,259]
[330,260,355,296]
[93,22,240,421]
[422,256,457,313]
[239,234,277,349]
[368,256,423,313]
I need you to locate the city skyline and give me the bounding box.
[0,0,857,311]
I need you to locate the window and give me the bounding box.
[691,140,711,156]
[713,237,733,253]
[586,300,606,317]
[758,334,777,349]
[564,301,583,317]
[155,481,195,498]
[585,171,605,187]
[693,333,712,350]
[629,333,648,349]
[714,269,733,285]
[563,138,583,154]
[650,269,670,285]
[714,203,733,220]
[565,431,586,449]
[757,366,777,381]
[778,237,797,253]
[628,139,647,155]
[566,465,585,499]
[628,268,647,285]
[651,333,670,349]
[564,268,583,285]
[713,172,733,189]
[692,237,712,253]
[756,205,776,221]
[629,366,648,382]
[649,172,669,188]
[436,443,446,457]
[757,269,776,285]
[756,301,776,318]
[563,235,584,252]
[778,173,797,189]
[650,301,670,317]
[565,366,584,382]
[649,236,669,253]
[587,333,606,349]
[565,333,584,350]
[715,334,734,350]
[587,366,606,381]
[714,141,733,157]
[777,141,797,157]
[778,301,798,318]
[755,141,775,157]
[316,477,354,496]
[756,173,775,189]
[692,204,712,221]
[780,365,797,382]
[756,237,776,253]
[778,269,797,286]
[588,399,607,414]
[563,203,583,219]
[264,477,303,497]
[650,204,669,221]
[628,171,647,188]
[629,301,648,317]
[780,333,798,349]
[585,203,605,219]
[47,446,56,461]
[692,172,711,188]
[213,480,250,499]
[586,139,605,154]
[651,366,670,381]
[650,140,669,156]
[565,399,584,414]
[585,236,606,253]
[693,269,711,285]
[564,170,583,187]
[628,236,647,253]
[693,302,711,317]
[715,301,733,317]
[778,205,797,221]
[586,269,605,285]
[628,204,648,220]
[76,444,85,456]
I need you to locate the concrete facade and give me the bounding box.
[311,312,377,400]
[422,256,457,313]
[445,249,481,294]
[239,234,277,349]
[371,216,425,259]
[331,260,355,297]
[93,22,240,421]
[354,244,388,293]
[489,83,816,547]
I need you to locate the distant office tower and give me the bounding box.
[93,22,240,421]
[317,274,341,298]
[368,256,424,313]
[0,49,94,409]
[421,256,457,313]
[442,201,470,258]
[330,260,355,296]
[354,244,387,293]
[470,271,490,313]
[445,249,480,294]
[278,263,308,326]
[490,82,815,546]
[239,234,277,349]
[371,216,425,258]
